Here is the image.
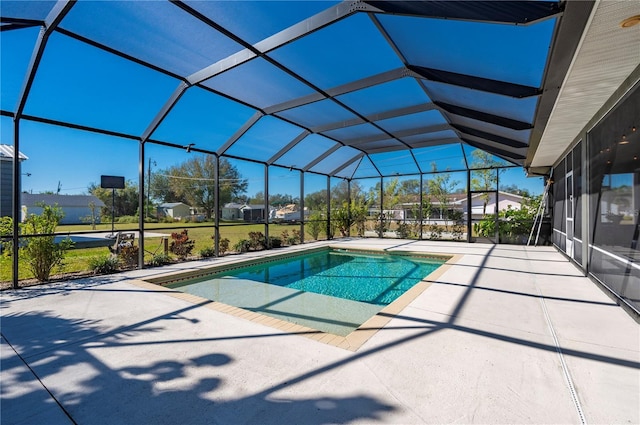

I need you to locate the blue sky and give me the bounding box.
[1,2,551,200]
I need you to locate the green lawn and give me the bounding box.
[1,222,329,284]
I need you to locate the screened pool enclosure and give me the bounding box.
[2,1,598,287]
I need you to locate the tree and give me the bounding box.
[383,177,402,210]
[80,201,99,230]
[501,184,531,198]
[330,180,350,205]
[470,150,507,215]
[150,172,186,205]
[163,156,247,219]
[304,189,328,211]
[398,179,420,199]
[250,192,297,207]
[89,180,139,218]
[250,191,265,205]
[425,172,459,228]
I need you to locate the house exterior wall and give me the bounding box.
[20,194,104,224]
[221,207,241,220]
[552,79,640,315]
[0,160,12,218]
[158,203,191,219]
[22,205,96,225]
[168,204,190,218]
[460,193,524,219]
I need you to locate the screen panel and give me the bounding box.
[378,14,556,87]
[24,33,178,135]
[152,87,256,151]
[61,1,245,77]
[269,13,403,90]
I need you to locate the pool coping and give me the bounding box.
[136,246,462,352]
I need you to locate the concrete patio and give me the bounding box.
[1,239,638,425]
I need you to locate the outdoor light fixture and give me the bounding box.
[620,15,640,28]
[185,143,195,153]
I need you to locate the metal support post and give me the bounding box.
[326,176,331,239]
[495,170,500,243]
[347,179,351,237]
[214,155,220,256]
[419,173,424,240]
[12,120,21,289]
[299,170,305,243]
[264,164,269,244]
[467,170,472,243]
[379,176,384,238]
[138,141,145,268]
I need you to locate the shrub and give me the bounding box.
[331,200,369,238]
[474,196,540,244]
[427,224,442,240]
[0,216,13,255]
[289,229,300,245]
[148,253,172,267]
[306,213,323,240]
[200,247,215,258]
[328,219,337,239]
[170,229,195,260]
[88,255,119,275]
[374,213,389,237]
[395,221,411,239]
[269,236,282,248]
[233,239,250,253]
[332,204,351,237]
[248,231,266,250]
[20,204,73,282]
[449,210,465,241]
[118,245,139,268]
[219,238,230,255]
[116,215,138,224]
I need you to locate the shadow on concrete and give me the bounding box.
[428,280,619,307]
[2,243,636,424]
[1,311,395,425]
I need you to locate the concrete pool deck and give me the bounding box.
[1,239,638,424]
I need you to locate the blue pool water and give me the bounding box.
[221,249,442,305]
[167,249,445,336]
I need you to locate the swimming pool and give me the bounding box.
[157,248,448,338]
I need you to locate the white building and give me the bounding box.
[21,193,105,225]
[0,144,28,219]
[157,202,191,220]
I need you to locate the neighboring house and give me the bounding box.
[221,202,245,220]
[157,202,191,220]
[391,192,525,223]
[21,193,105,224]
[0,144,28,219]
[275,204,308,221]
[457,191,525,220]
[241,204,275,222]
